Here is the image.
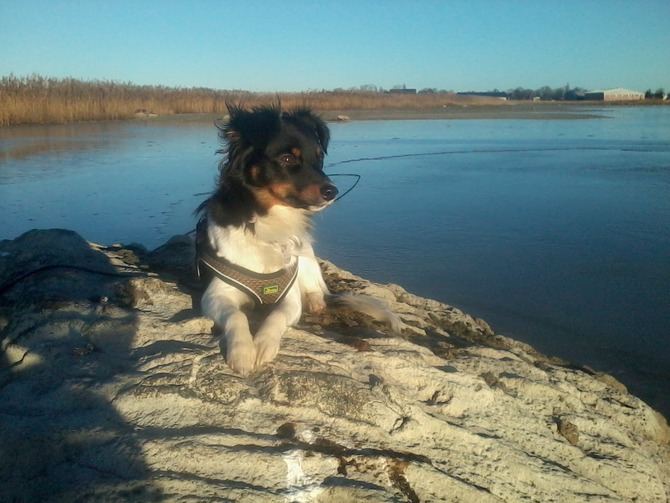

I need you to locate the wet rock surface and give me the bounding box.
[1,229,669,502]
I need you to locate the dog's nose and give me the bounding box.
[320,183,338,201]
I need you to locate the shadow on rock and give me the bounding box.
[0,229,166,501]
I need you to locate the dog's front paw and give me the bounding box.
[305,292,326,314]
[254,333,281,367]
[226,338,257,375]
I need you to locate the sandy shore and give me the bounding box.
[122,102,627,127]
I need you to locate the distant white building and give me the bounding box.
[584,88,644,101]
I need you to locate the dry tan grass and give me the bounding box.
[0,75,504,126]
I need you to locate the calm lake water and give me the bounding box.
[1,107,669,417]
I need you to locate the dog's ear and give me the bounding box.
[286,109,330,153]
[222,105,281,152]
[220,103,244,147]
[313,114,330,154]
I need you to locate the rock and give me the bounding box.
[134,109,159,118]
[1,229,669,502]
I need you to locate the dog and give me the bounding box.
[196,105,403,375]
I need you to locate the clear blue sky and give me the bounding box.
[1,0,668,93]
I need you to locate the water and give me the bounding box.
[0,118,221,246]
[1,108,669,416]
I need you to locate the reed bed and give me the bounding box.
[0,75,499,126]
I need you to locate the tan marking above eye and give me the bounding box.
[291,147,302,159]
[249,165,261,182]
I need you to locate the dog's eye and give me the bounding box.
[280,154,297,165]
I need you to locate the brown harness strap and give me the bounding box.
[195,219,299,305]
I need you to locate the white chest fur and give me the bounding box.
[207,206,311,273]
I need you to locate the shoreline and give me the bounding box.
[136,102,647,123]
[318,103,612,121]
[1,226,668,424]
[3,101,668,128]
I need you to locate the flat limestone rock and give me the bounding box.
[1,229,669,502]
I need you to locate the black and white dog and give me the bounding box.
[197,105,402,374]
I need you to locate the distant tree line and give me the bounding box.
[337,84,575,99]
[341,83,668,101]
[644,88,666,99]
[507,84,666,101]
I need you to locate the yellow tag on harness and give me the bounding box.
[263,285,279,295]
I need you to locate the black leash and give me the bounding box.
[328,173,361,203]
[0,264,145,297]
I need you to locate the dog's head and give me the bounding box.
[218,105,338,213]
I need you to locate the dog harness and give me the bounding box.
[195,219,299,305]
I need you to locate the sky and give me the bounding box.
[1,0,669,94]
